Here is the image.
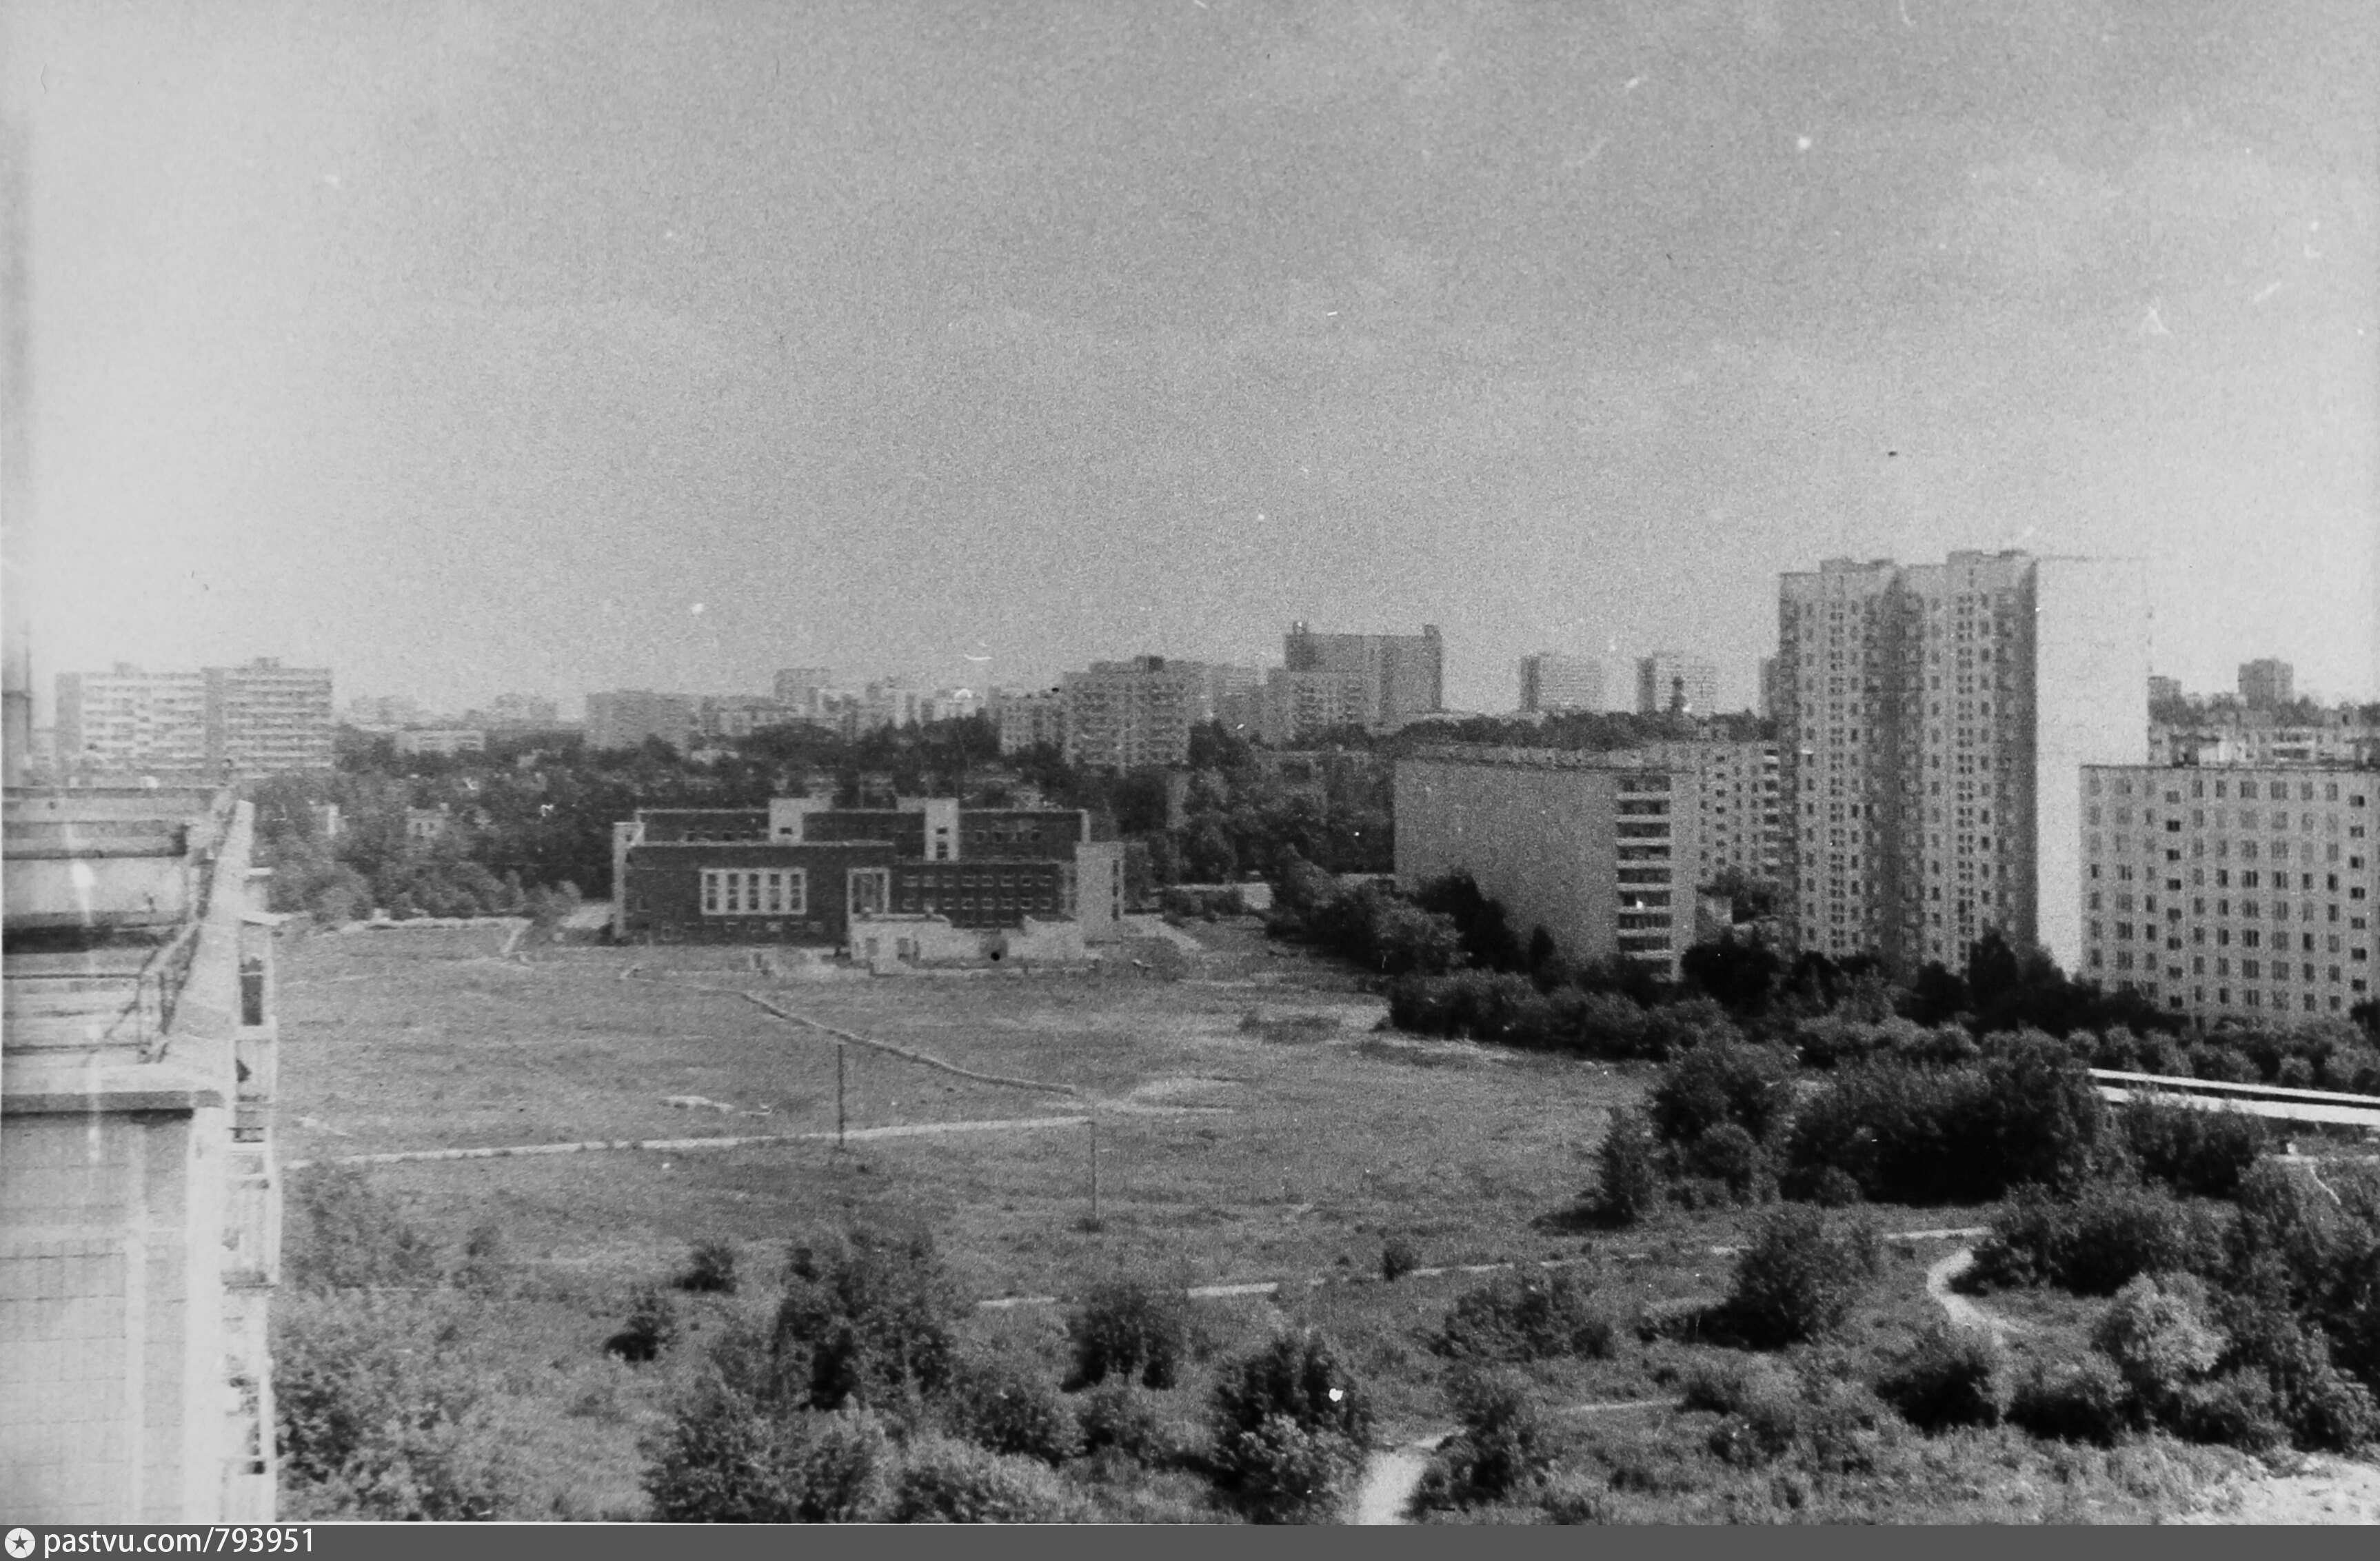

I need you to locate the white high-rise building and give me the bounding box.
[1775,550,2148,978]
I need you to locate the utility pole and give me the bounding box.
[1089,1118,1100,1227]
[836,1042,847,1152]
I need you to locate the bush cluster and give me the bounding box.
[1965,1182,2228,1297]
[1782,1036,2104,1207]
[1411,1368,1557,1513]
[1875,1325,2008,1433]
[1208,1327,1373,1523]
[1432,1270,1615,1362]
[1065,1278,1191,1391]
[1722,1206,1882,1348]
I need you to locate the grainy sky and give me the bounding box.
[6,0,2375,718]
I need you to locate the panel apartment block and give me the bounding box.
[2080,765,2375,1023]
[1519,652,1606,714]
[58,661,330,777]
[1776,550,2147,978]
[1060,657,1211,769]
[1394,750,1712,979]
[1284,623,1444,729]
[585,690,698,752]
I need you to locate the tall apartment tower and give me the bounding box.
[1060,656,1212,769]
[1635,652,1721,717]
[1519,652,1606,714]
[1775,551,2148,978]
[2238,658,2294,708]
[1283,623,1444,729]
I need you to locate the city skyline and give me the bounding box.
[6,2,2376,721]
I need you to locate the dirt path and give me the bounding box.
[285,1113,1091,1169]
[1924,1248,2024,1338]
[1351,1434,1452,1525]
[2178,1456,2380,1524]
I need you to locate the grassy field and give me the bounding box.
[270,918,2273,1522]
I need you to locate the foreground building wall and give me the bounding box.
[1,791,281,1522]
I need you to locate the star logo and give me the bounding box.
[6,1527,36,1559]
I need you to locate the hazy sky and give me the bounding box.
[7,0,2375,718]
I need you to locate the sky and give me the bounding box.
[5,0,2375,720]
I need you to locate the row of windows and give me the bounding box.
[2090,774,2367,805]
[898,871,1054,890]
[700,869,805,916]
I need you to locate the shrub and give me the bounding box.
[1433,1269,1614,1362]
[454,1220,512,1298]
[1590,1107,1662,1226]
[2173,1371,2289,1453]
[282,1167,443,1292]
[274,1291,514,1520]
[677,1238,740,1295]
[1381,1236,1421,1282]
[605,1285,678,1364]
[1967,1182,2227,1297]
[944,1353,1080,1465]
[1074,1380,1171,1465]
[1066,1278,1192,1390]
[2007,1354,2133,1445]
[1649,1040,1796,1147]
[2092,1273,2226,1416]
[2119,1098,2267,1199]
[1211,1328,1371,1520]
[1413,1368,1556,1510]
[643,1349,896,1521]
[641,1374,795,1522]
[1684,1120,1768,1202]
[778,1408,898,1522]
[1723,1206,1880,1347]
[887,1435,1089,1523]
[2217,1299,2380,1454]
[1876,1324,2007,1432]
[1215,1413,1362,1524]
[773,1229,962,1412]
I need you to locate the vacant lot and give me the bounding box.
[270,920,2288,1522]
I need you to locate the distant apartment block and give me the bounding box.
[772,667,836,714]
[3,786,283,1522]
[59,659,331,777]
[2238,658,2295,708]
[1635,652,1721,717]
[1519,652,1606,714]
[1260,666,1375,746]
[1759,656,1780,721]
[394,727,485,758]
[1062,656,1211,769]
[342,694,430,732]
[1284,623,1444,731]
[1775,550,2148,978]
[995,687,1067,755]
[481,693,561,728]
[1207,664,1264,736]
[1395,749,1722,980]
[585,690,698,752]
[57,666,208,773]
[2079,764,2374,1023]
